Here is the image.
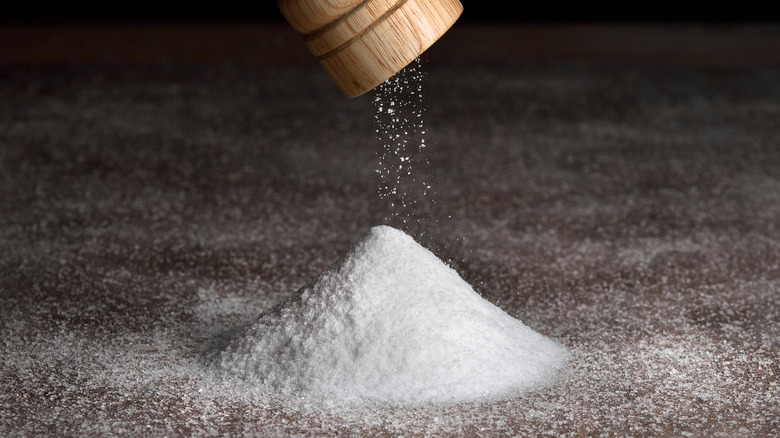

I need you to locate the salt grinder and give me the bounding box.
[278,0,464,98]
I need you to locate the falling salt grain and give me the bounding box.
[215,226,568,405]
[372,58,436,234]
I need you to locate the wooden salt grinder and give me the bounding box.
[278,0,463,98]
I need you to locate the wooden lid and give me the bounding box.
[279,0,463,97]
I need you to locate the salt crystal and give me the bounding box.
[215,226,568,405]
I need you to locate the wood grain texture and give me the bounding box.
[279,0,463,97]
[303,0,398,56]
[278,0,362,34]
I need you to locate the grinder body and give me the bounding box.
[278,0,463,97]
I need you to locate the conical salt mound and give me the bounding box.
[216,226,568,404]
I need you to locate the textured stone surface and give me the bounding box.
[1,29,779,435]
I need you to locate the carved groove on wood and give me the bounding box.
[279,0,463,97]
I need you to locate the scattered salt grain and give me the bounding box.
[215,225,568,405]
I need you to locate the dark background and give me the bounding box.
[1,1,779,24]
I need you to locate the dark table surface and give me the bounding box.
[2,23,779,436]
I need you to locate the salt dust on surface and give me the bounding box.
[1,59,779,436]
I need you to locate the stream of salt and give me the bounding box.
[372,58,438,239]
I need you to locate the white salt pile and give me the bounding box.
[216,226,568,405]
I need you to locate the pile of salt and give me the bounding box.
[216,226,568,404]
